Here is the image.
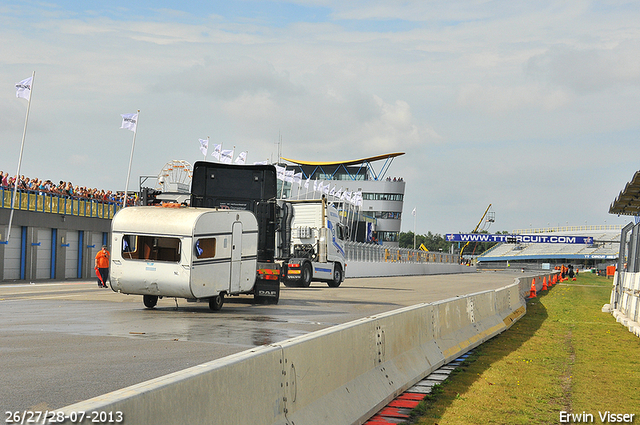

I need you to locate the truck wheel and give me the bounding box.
[209,294,224,311]
[143,295,158,309]
[327,264,342,288]
[301,262,312,288]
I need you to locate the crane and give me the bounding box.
[459,204,495,261]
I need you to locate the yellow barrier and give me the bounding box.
[0,189,120,219]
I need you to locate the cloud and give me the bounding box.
[456,83,572,113]
[153,57,433,160]
[526,41,640,94]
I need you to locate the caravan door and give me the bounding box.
[229,221,242,294]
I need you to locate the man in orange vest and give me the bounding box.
[95,245,110,288]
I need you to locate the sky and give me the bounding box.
[1,0,639,236]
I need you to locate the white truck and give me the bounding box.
[109,206,280,311]
[281,199,347,288]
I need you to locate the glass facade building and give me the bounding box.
[278,153,406,247]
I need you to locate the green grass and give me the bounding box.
[409,273,640,425]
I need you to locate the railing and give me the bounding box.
[512,225,624,234]
[1,187,122,219]
[345,241,458,264]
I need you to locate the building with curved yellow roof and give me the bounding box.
[278,152,406,247]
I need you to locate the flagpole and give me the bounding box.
[413,207,417,250]
[5,71,35,243]
[123,109,139,208]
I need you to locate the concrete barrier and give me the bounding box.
[345,260,475,278]
[59,273,555,425]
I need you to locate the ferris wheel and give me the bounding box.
[157,160,193,192]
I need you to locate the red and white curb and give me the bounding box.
[364,351,473,424]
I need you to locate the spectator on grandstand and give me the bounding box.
[0,171,137,207]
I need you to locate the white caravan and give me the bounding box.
[110,206,278,310]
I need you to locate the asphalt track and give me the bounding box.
[0,271,530,413]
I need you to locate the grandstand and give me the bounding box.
[477,228,621,270]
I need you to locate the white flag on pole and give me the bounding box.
[120,113,138,132]
[199,139,208,156]
[412,207,416,217]
[304,177,310,189]
[275,165,286,181]
[313,180,318,192]
[211,144,222,160]
[220,149,234,163]
[293,172,302,185]
[285,169,294,183]
[351,191,362,207]
[16,77,33,100]
[235,151,247,165]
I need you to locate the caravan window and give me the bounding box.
[121,234,181,262]
[195,238,216,259]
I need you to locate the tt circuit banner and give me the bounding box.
[445,233,594,245]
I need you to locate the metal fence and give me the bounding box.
[1,187,121,219]
[345,241,457,264]
[608,222,640,337]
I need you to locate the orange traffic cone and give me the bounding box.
[528,278,537,299]
[542,276,548,291]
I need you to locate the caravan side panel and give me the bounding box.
[190,210,259,298]
[190,230,233,299]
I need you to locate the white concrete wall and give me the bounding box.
[345,260,475,277]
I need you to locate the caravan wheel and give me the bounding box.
[143,295,158,309]
[209,294,224,311]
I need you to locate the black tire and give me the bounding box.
[283,280,298,288]
[327,263,342,288]
[143,295,158,309]
[209,293,224,311]
[300,262,312,288]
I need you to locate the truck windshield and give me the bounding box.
[122,235,181,262]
